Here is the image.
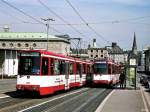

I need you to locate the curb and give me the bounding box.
[95,90,114,112]
[140,86,150,112]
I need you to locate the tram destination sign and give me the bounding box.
[20,52,40,57]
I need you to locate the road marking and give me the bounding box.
[95,89,114,112]
[18,88,89,112]
[140,86,149,112]
[0,95,10,99]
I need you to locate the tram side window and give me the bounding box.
[50,58,54,75]
[69,63,73,74]
[87,65,90,74]
[59,61,66,75]
[54,60,60,75]
[108,64,112,74]
[42,58,48,75]
[83,64,86,74]
[77,63,82,77]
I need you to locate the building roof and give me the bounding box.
[108,43,124,54]
[88,47,107,50]
[0,32,69,42]
[132,32,137,52]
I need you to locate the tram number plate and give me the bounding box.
[26,82,30,84]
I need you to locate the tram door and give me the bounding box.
[65,62,69,90]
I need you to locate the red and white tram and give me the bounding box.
[16,50,92,95]
[92,58,121,87]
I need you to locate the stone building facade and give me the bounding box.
[88,47,109,59]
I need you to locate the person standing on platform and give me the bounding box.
[119,71,125,89]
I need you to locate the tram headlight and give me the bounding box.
[32,86,39,91]
[17,85,22,90]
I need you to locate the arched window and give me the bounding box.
[10,43,13,47]
[33,43,36,47]
[2,43,6,47]
[17,43,21,47]
[25,43,29,47]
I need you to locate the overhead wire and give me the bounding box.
[37,0,88,38]
[65,0,111,45]
[0,0,65,34]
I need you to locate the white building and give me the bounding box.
[108,42,128,64]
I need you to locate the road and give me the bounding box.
[0,79,112,112]
[0,79,16,93]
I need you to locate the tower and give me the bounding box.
[132,32,137,56]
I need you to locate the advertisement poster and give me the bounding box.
[129,68,135,85]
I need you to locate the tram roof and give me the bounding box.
[19,49,92,64]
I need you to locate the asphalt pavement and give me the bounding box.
[0,79,16,97]
[0,79,112,112]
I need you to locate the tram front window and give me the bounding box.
[18,52,40,75]
[94,63,107,74]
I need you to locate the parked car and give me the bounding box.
[147,76,150,90]
[140,75,149,87]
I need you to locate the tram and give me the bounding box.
[16,50,92,95]
[92,58,121,87]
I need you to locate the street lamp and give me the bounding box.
[41,18,55,50]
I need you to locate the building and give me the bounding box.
[144,46,150,75]
[0,31,70,76]
[70,48,89,60]
[108,42,128,64]
[87,39,109,60]
[128,32,138,63]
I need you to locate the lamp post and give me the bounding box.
[41,18,55,50]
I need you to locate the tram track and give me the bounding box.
[0,88,90,112]
[0,88,112,112]
[19,88,112,112]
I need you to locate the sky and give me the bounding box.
[0,0,150,50]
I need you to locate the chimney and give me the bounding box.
[112,42,117,48]
[88,44,91,49]
[3,25,10,32]
[93,38,96,47]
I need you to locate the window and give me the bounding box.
[69,63,73,74]
[50,58,54,75]
[10,43,13,47]
[101,55,103,58]
[87,65,90,73]
[42,58,49,75]
[91,55,93,58]
[18,53,40,75]
[54,60,60,75]
[25,43,29,47]
[2,43,6,47]
[59,61,66,75]
[91,50,93,52]
[101,50,103,53]
[17,43,21,47]
[96,55,98,58]
[83,64,86,74]
[77,63,82,77]
[33,43,36,47]
[94,63,107,74]
[108,64,112,74]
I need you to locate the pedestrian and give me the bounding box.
[119,71,125,89]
